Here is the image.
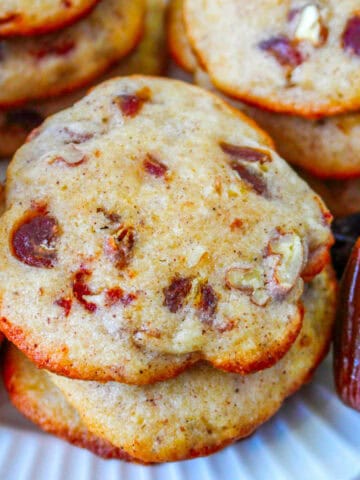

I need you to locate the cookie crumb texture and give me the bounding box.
[0,76,333,383]
[0,0,100,36]
[0,0,145,107]
[184,0,360,117]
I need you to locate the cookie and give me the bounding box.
[52,268,336,463]
[185,0,360,118]
[194,67,360,179]
[0,76,332,383]
[299,173,360,218]
[0,0,99,37]
[2,345,145,462]
[0,0,166,159]
[0,0,145,108]
[167,0,197,73]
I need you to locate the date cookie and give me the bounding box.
[194,67,360,179]
[0,0,166,158]
[52,268,336,463]
[0,76,333,383]
[0,0,145,108]
[184,0,360,118]
[0,0,99,37]
[2,345,145,462]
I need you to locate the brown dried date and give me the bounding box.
[220,143,272,164]
[334,237,360,411]
[143,154,168,177]
[11,210,59,268]
[259,35,303,67]
[163,276,192,313]
[196,282,218,323]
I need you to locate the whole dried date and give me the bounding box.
[332,213,360,278]
[334,237,360,411]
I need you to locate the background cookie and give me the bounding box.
[0,0,166,159]
[2,345,144,462]
[167,0,197,73]
[185,0,360,118]
[194,68,360,179]
[0,0,99,37]
[0,0,145,108]
[52,268,336,463]
[0,77,333,383]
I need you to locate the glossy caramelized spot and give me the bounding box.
[343,16,360,56]
[143,154,168,177]
[220,143,271,164]
[163,276,192,313]
[55,297,72,317]
[11,209,59,268]
[72,269,97,313]
[196,283,218,323]
[259,35,303,67]
[114,87,151,118]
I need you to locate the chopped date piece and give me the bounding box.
[11,211,59,268]
[72,269,97,313]
[259,35,303,67]
[230,161,268,196]
[105,287,137,307]
[143,154,168,177]
[220,143,272,164]
[55,297,72,317]
[114,87,151,118]
[196,283,218,323]
[332,213,360,278]
[31,40,75,60]
[104,225,135,270]
[334,238,360,411]
[343,16,360,56]
[5,109,43,130]
[163,276,192,313]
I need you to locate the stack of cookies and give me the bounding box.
[0,0,168,158]
[0,75,336,463]
[168,0,360,218]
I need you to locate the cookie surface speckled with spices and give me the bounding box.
[0,76,333,383]
[52,268,336,463]
[185,0,360,118]
[0,0,145,108]
[0,0,100,37]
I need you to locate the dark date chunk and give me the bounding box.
[343,16,360,56]
[196,283,218,323]
[55,297,72,317]
[104,225,135,270]
[230,162,268,196]
[331,213,360,278]
[334,238,360,411]
[72,269,97,313]
[163,276,192,313]
[11,212,59,268]
[259,35,303,67]
[143,154,168,177]
[114,87,151,118]
[220,143,272,164]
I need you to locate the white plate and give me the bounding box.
[1,355,360,480]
